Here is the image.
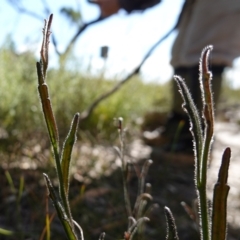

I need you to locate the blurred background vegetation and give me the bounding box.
[0,40,171,141]
[0,37,174,239]
[0,39,239,147]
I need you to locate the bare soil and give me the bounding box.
[1,118,240,240]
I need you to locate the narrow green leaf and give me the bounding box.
[118,119,132,218]
[36,14,59,156]
[73,220,84,240]
[199,45,214,184]
[61,113,80,197]
[40,14,53,77]
[37,16,69,227]
[43,173,77,240]
[196,46,214,240]
[200,45,214,116]
[138,159,153,196]
[38,15,81,240]
[46,212,51,240]
[128,217,149,240]
[174,76,203,179]
[135,193,152,219]
[212,148,231,240]
[4,170,16,193]
[164,207,179,240]
[0,228,14,236]
[36,15,59,149]
[37,64,59,150]
[17,175,24,203]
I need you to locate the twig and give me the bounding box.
[61,16,106,57]
[8,0,175,122]
[7,0,107,57]
[79,27,175,122]
[7,0,44,20]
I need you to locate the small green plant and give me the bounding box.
[37,15,231,240]
[37,14,153,240]
[37,14,82,239]
[3,170,24,237]
[173,45,230,240]
[115,117,153,239]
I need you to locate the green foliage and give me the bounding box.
[60,7,82,25]
[46,69,169,141]
[85,77,170,139]
[0,47,42,136]
[0,42,169,143]
[0,227,14,236]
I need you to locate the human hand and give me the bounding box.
[89,0,120,17]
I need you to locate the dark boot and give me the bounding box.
[143,111,193,153]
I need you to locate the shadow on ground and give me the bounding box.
[0,157,199,240]
[1,120,240,239]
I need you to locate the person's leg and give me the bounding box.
[172,65,224,114]
[208,65,224,111]
[143,64,224,152]
[161,67,194,152]
[172,67,193,115]
[156,65,224,152]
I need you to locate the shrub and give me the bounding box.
[0,43,170,146]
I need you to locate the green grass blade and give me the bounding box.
[46,212,51,240]
[4,170,16,193]
[73,220,84,240]
[61,113,80,197]
[127,217,149,240]
[136,193,152,220]
[0,228,14,236]
[17,175,24,203]
[197,46,214,240]
[138,159,153,196]
[199,45,214,184]
[211,148,231,240]
[117,118,132,218]
[174,75,203,179]
[36,14,59,150]
[164,207,179,240]
[43,173,78,240]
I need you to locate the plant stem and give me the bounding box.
[117,118,132,219]
[198,185,210,240]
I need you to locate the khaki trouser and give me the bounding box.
[172,65,224,115]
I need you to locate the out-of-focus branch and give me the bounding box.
[80,68,139,122]
[80,27,175,122]
[6,0,107,57]
[51,17,106,57]
[8,0,44,20]
[40,0,51,15]
[8,0,175,123]
[59,16,106,57]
